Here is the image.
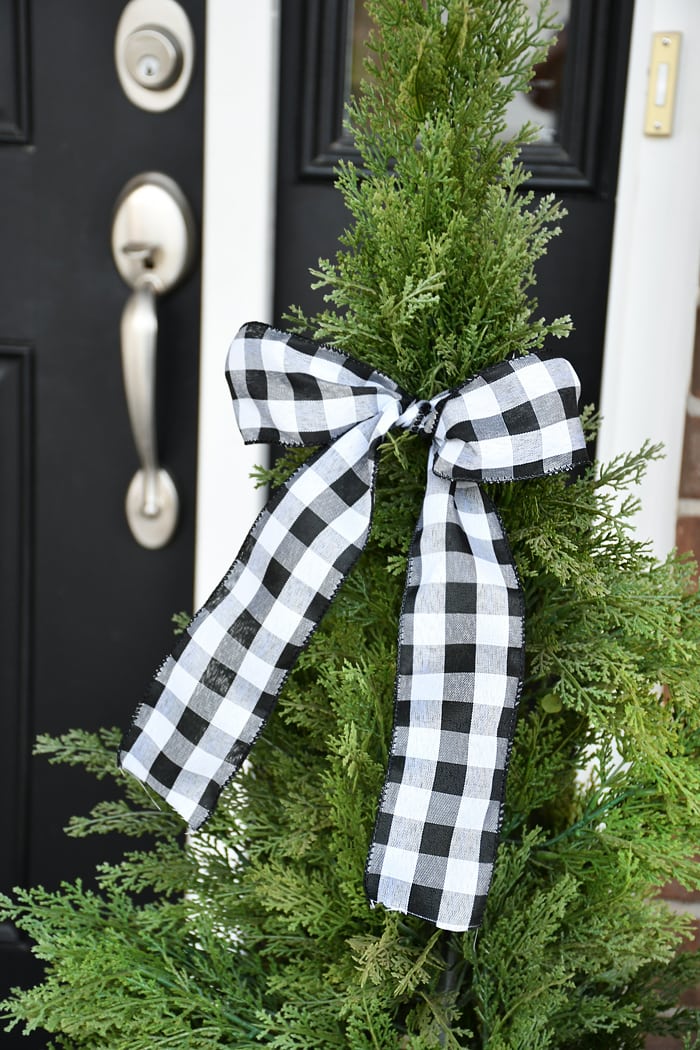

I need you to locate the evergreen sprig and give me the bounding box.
[3,2,700,1046]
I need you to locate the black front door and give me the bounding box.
[0,0,204,1030]
[274,0,634,414]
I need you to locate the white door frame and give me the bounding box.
[195,0,700,605]
[598,0,700,558]
[194,0,280,604]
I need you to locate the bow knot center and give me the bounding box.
[396,398,440,439]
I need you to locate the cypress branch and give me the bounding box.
[3,2,700,1046]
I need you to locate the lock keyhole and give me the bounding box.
[138,54,161,80]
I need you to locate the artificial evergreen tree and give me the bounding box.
[3,1,700,1046]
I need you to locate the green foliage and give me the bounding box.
[287,0,571,395]
[3,1,700,1047]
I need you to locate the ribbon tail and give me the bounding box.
[365,457,524,930]
[119,421,383,829]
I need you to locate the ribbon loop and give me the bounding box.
[432,355,585,483]
[228,322,408,446]
[120,323,587,930]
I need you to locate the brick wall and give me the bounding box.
[646,890,700,1049]
[646,299,700,1050]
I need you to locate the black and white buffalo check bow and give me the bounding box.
[120,322,587,931]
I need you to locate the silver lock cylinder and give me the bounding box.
[115,0,194,112]
[124,26,183,90]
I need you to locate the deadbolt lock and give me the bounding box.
[124,26,183,90]
[115,0,194,112]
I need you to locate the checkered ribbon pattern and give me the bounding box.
[119,321,588,931]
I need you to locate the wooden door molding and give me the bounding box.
[525,0,633,190]
[0,0,31,143]
[298,0,633,193]
[0,345,34,895]
[298,0,355,177]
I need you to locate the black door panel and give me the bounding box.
[0,2,205,1038]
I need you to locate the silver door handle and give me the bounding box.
[121,274,179,543]
[111,173,195,548]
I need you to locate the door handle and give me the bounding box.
[121,274,179,540]
[111,172,196,548]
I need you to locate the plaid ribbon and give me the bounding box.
[119,322,587,931]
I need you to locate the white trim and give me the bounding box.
[195,0,280,606]
[598,0,700,558]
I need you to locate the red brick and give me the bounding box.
[681,982,700,1007]
[690,307,700,397]
[679,919,700,1007]
[644,908,700,1030]
[679,415,700,499]
[682,918,700,953]
[659,879,700,904]
[676,517,700,561]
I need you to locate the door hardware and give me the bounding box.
[115,0,194,112]
[124,26,183,91]
[112,172,196,549]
